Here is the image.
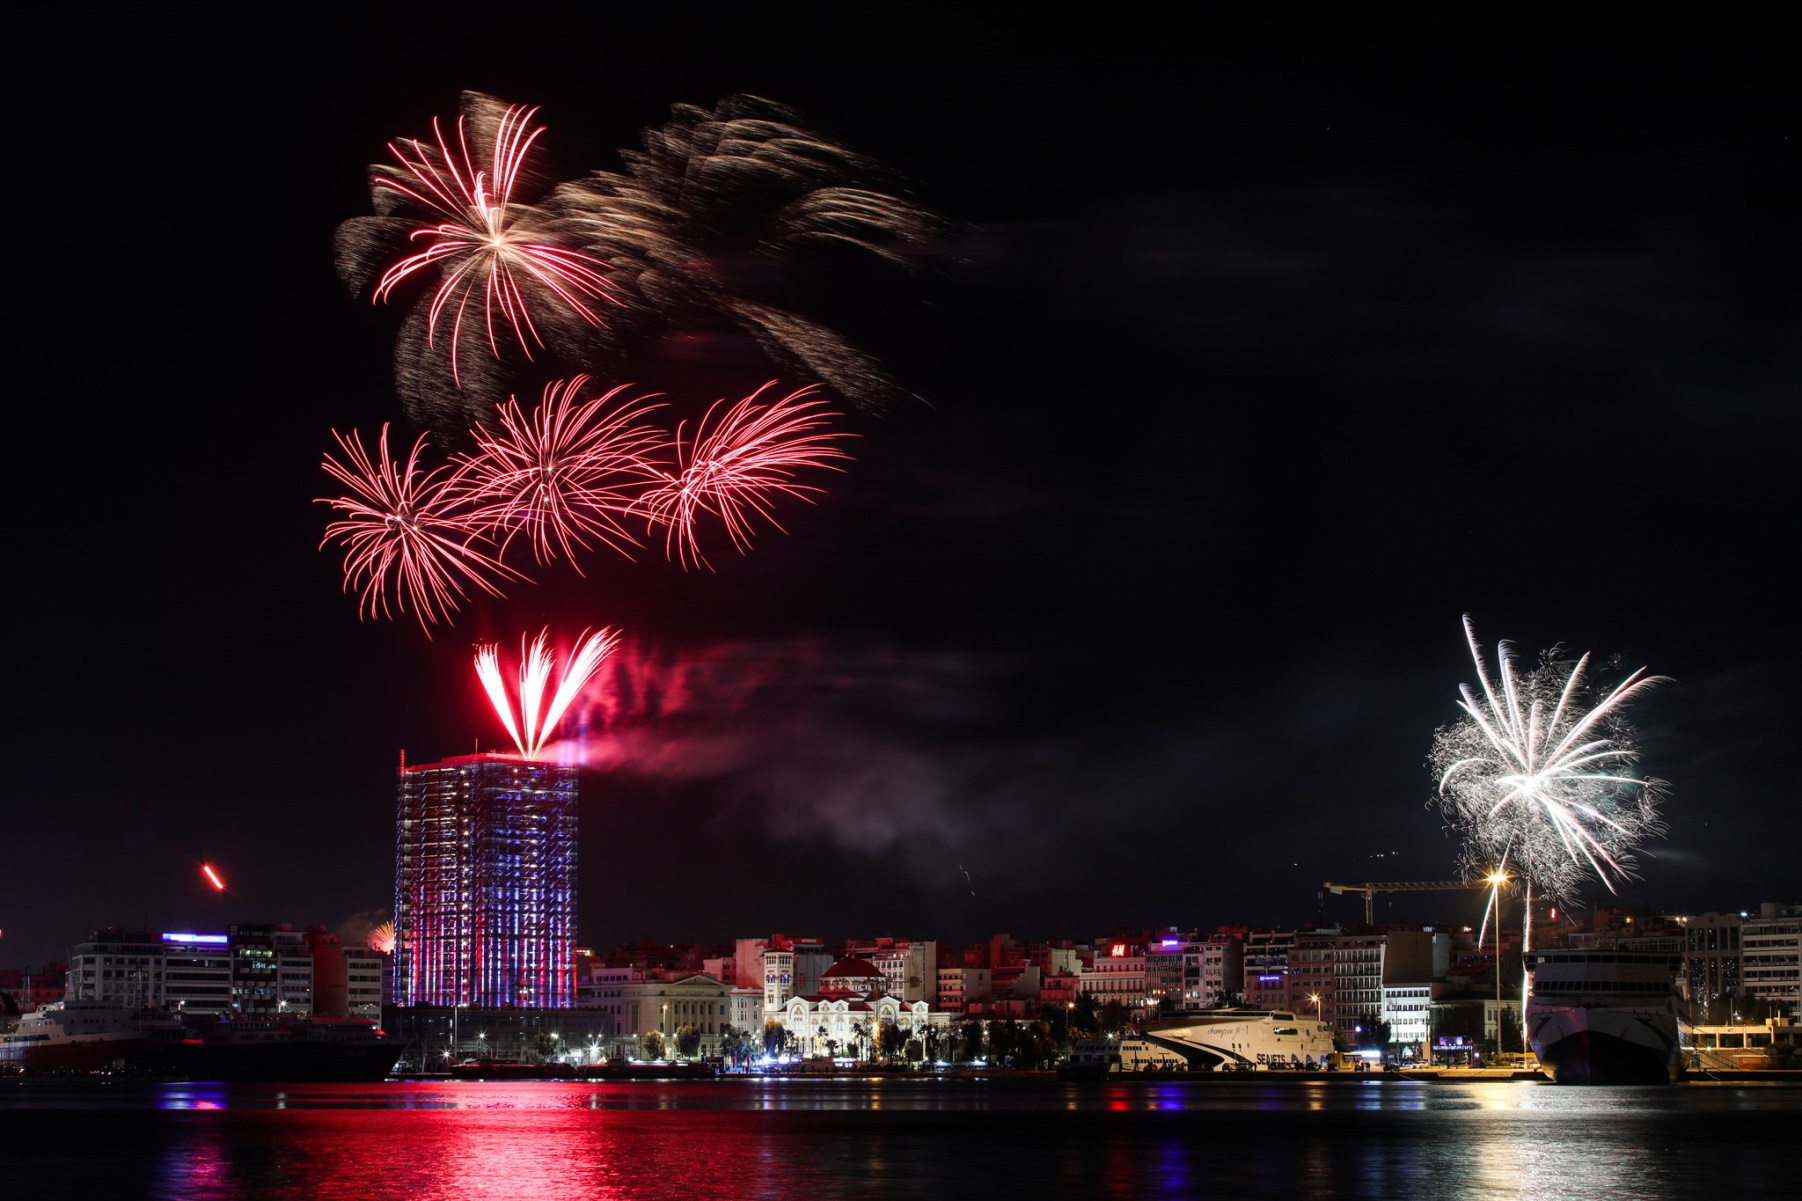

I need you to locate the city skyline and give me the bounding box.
[6,42,1798,970]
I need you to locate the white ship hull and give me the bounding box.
[1140,1010,1338,1070]
[1526,1000,1680,1084]
[1525,949,1683,1086]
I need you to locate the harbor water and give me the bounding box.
[0,1077,1792,1199]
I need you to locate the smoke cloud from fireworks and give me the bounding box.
[551,93,942,418]
[1430,616,1669,903]
[537,636,1436,900]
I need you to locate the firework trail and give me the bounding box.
[335,93,614,426]
[200,864,227,892]
[1429,616,1669,903]
[638,384,852,569]
[367,920,396,955]
[551,93,942,414]
[476,627,619,758]
[318,424,521,631]
[458,375,664,569]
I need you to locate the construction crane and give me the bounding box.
[1321,879,1505,925]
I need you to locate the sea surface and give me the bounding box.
[0,1077,1792,1199]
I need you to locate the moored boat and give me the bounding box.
[176,1015,400,1082]
[0,1001,190,1073]
[1525,950,1682,1084]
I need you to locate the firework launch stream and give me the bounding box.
[475,627,619,758]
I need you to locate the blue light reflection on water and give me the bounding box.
[0,1078,1792,1200]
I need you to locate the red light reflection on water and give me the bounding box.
[152,1084,798,1200]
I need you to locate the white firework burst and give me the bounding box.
[1430,616,1669,903]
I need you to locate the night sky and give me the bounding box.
[7,30,1797,968]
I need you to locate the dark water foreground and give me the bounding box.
[0,1077,1792,1200]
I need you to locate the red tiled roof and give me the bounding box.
[820,958,882,978]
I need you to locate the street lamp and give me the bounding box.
[1484,870,1509,1061]
[1308,993,1322,1021]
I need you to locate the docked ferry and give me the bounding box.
[1138,1009,1338,1070]
[177,1015,399,1082]
[1525,950,1682,1084]
[0,1002,190,1073]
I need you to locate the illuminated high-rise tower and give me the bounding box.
[394,753,578,1008]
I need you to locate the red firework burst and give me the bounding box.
[459,376,665,569]
[318,424,521,629]
[638,384,852,569]
[370,103,613,384]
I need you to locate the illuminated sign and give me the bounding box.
[1110,944,1128,958]
[1159,938,1181,948]
[161,932,229,945]
[1257,974,1282,983]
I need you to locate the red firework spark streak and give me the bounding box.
[475,628,619,758]
[370,105,613,384]
[638,383,852,569]
[459,376,665,570]
[318,424,524,630]
[201,864,226,892]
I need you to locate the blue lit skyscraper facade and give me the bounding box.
[395,754,578,1007]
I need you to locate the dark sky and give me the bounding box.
[6,28,1797,967]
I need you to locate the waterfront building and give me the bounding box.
[1291,931,1338,1023]
[66,929,164,1008]
[64,926,379,1019]
[579,968,732,1058]
[1682,911,1743,1003]
[1683,1016,1800,1069]
[394,752,578,1008]
[1243,929,1297,1009]
[0,964,65,1011]
[1181,936,1244,1010]
[306,928,349,1017]
[1079,940,1147,1015]
[1742,903,1802,1018]
[772,958,948,1056]
[1039,972,1079,1007]
[760,937,831,1015]
[384,1005,617,1066]
[935,965,993,1013]
[228,924,317,1016]
[1332,930,1434,1039]
[346,947,385,1018]
[66,929,234,1014]
[842,937,939,1003]
[728,986,763,1036]
[1143,931,1189,1008]
[276,931,315,1015]
[1381,982,1441,1058]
